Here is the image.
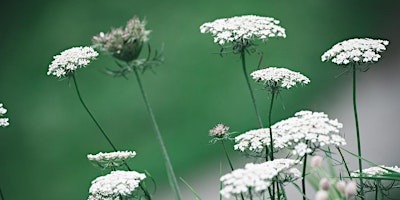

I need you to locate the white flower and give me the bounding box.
[0,103,9,127]
[351,165,400,177]
[250,67,310,90]
[200,15,286,46]
[88,170,146,200]
[234,128,271,153]
[47,46,99,78]
[220,159,300,199]
[88,151,136,169]
[209,123,229,138]
[321,38,389,65]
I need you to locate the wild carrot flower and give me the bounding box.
[88,151,136,169]
[321,38,389,65]
[351,166,400,177]
[47,46,99,78]
[200,15,286,46]
[88,170,146,200]
[250,67,310,90]
[92,16,151,62]
[209,123,230,138]
[0,103,9,127]
[219,159,300,199]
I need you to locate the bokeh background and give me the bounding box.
[1,0,400,199]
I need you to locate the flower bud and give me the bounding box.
[315,190,328,200]
[311,155,323,168]
[319,178,330,191]
[345,181,357,198]
[336,180,346,195]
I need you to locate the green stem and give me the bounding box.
[268,90,275,161]
[221,141,234,171]
[240,50,263,128]
[279,182,287,200]
[132,67,182,200]
[302,153,308,200]
[352,65,364,198]
[336,147,352,180]
[0,184,4,200]
[72,75,152,200]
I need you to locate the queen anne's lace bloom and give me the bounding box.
[88,170,146,200]
[220,159,300,198]
[0,103,9,127]
[47,46,99,77]
[250,67,310,90]
[200,15,286,45]
[88,151,136,169]
[321,38,389,65]
[209,123,229,138]
[351,166,400,177]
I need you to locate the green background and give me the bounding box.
[0,0,399,199]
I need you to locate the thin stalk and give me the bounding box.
[302,153,308,200]
[0,184,4,200]
[352,65,364,198]
[72,75,151,200]
[268,90,275,161]
[279,182,287,200]
[240,50,263,128]
[132,67,182,200]
[221,141,234,171]
[336,147,352,180]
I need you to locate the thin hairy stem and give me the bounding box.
[240,50,263,128]
[72,75,151,199]
[352,65,364,198]
[221,141,234,171]
[302,154,308,200]
[268,90,276,161]
[336,147,352,180]
[132,67,182,200]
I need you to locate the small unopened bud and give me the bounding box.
[345,181,357,198]
[319,178,330,191]
[336,180,346,195]
[311,155,323,168]
[315,190,329,200]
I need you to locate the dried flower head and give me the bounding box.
[220,159,300,199]
[93,16,151,62]
[321,38,389,65]
[87,151,136,169]
[47,46,98,78]
[209,123,229,138]
[250,67,310,90]
[351,165,400,177]
[0,103,9,127]
[88,170,146,200]
[200,15,286,51]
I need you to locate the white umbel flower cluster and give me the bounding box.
[351,166,400,177]
[234,128,271,153]
[47,46,99,77]
[88,151,136,169]
[209,123,230,138]
[250,67,310,90]
[220,159,300,199]
[272,110,346,156]
[0,103,9,127]
[321,38,389,65]
[88,170,146,200]
[200,15,286,45]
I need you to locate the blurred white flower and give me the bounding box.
[200,15,286,46]
[351,165,400,177]
[88,151,136,169]
[220,159,300,199]
[0,103,9,127]
[47,46,98,78]
[88,170,146,200]
[321,38,389,65]
[209,123,229,138]
[250,67,310,90]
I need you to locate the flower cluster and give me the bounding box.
[87,151,136,169]
[234,111,345,157]
[92,16,151,62]
[351,166,400,177]
[47,46,99,78]
[209,123,229,138]
[88,170,146,200]
[200,15,286,46]
[0,103,9,127]
[321,38,389,65]
[250,67,310,90]
[220,159,300,198]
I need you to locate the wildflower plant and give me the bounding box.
[0,103,9,128]
[88,151,137,170]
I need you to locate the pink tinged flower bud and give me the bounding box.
[311,155,323,168]
[319,178,331,191]
[336,180,346,195]
[345,181,357,198]
[315,190,329,200]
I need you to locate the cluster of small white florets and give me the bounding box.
[209,123,230,138]
[250,67,310,90]
[0,103,9,127]
[200,15,286,45]
[88,170,146,200]
[234,111,345,157]
[220,159,300,199]
[87,151,136,169]
[321,38,389,65]
[351,166,400,177]
[47,46,99,77]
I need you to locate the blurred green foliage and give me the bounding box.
[0,0,399,199]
